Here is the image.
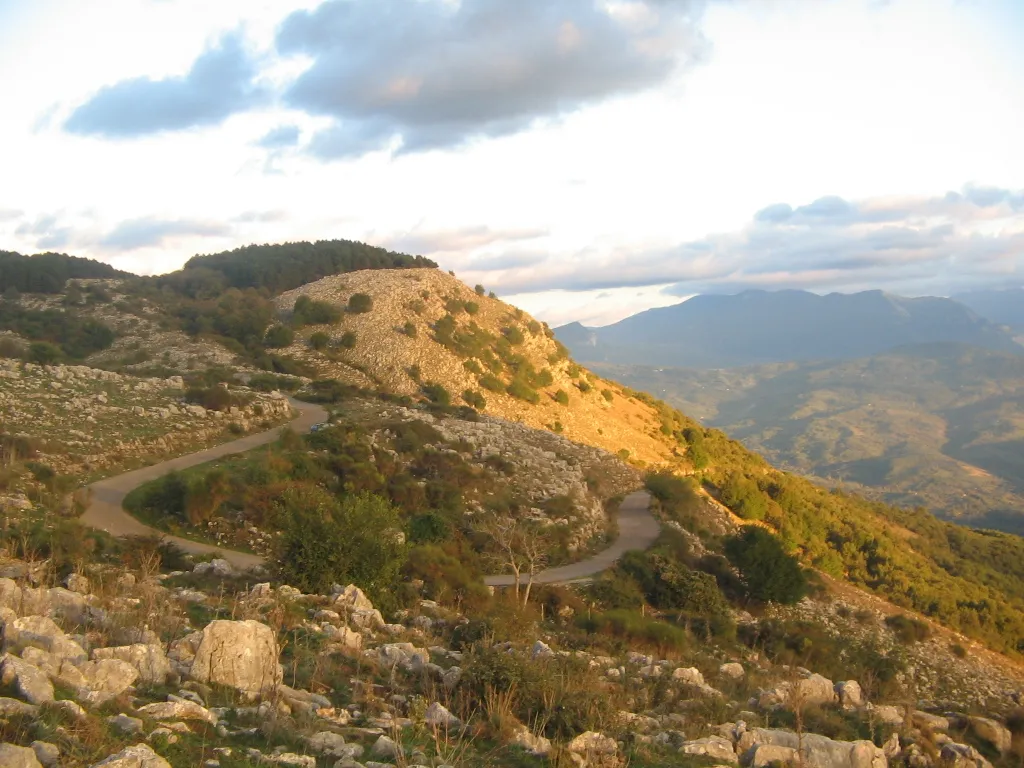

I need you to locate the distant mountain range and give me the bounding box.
[953,288,1024,331]
[556,289,1023,368]
[592,342,1024,533]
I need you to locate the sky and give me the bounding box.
[1,0,1023,326]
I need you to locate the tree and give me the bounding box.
[264,324,294,348]
[724,527,807,604]
[275,488,407,603]
[474,284,486,296]
[292,295,342,326]
[421,381,451,406]
[347,293,373,313]
[484,516,550,607]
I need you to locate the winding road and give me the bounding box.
[80,398,328,570]
[483,490,660,587]
[81,399,661,581]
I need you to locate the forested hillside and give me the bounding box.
[0,250,130,293]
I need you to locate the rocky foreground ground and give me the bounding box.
[0,551,1019,768]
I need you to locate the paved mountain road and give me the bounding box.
[483,490,659,587]
[81,401,660,579]
[80,398,328,570]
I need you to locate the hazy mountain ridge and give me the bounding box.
[593,342,1024,532]
[557,289,1023,368]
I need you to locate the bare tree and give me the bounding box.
[484,516,549,607]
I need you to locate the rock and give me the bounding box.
[193,559,234,577]
[836,680,864,709]
[941,743,994,768]
[720,662,745,679]
[424,701,461,728]
[0,654,54,704]
[672,667,706,686]
[882,733,901,761]
[0,696,38,717]
[308,732,348,756]
[30,741,60,768]
[681,736,738,764]
[270,755,315,767]
[969,717,1012,754]
[568,731,618,767]
[53,699,89,722]
[137,700,218,724]
[109,713,145,734]
[65,573,91,594]
[912,711,950,732]
[3,616,87,664]
[93,645,172,684]
[510,725,552,756]
[747,744,800,768]
[871,704,904,726]
[532,640,555,659]
[442,666,462,689]
[90,743,172,767]
[81,658,139,698]
[334,584,374,612]
[739,729,886,768]
[0,744,43,768]
[371,735,402,759]
[189,620,282,696]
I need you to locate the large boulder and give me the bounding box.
[968,717,1012,754]
[0,743,43,768]
[89,743,172,767]
[137,699,217,724]
[836,680,864,709]
[3,616,87,664]
[941,743,994,768]
[681,736,738,764]
[78,658,139,702]
[333,584,374,612]
[189,620,281,696]
[93,645,172,684]
[747,744,799,768]
[739,728,886,768]
[510,725,552,756]
[567,731,619,768]
[0,654,54,705]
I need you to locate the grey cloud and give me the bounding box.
[100,218,231,250]
[257,125,300,149]
[15,214,74,251]
[233,209,288,223]
[468,251,549,270]
[469,185,1024,297]
[386,226,547,255]
[277,0,709,157]
[65,33,266,137]
[0,208,23,222]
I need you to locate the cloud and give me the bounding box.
[256,124,300,149]
[384,226,547,255]
[15,214,74,251]
[0,208,22,223]
[65,33,266,137]
[464,185,1024,297]
[277,0,710,157]
[99,218,231,250]
[232,209,288,223]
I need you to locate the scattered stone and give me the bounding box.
[30,741,59,768]
[510,725,552,756]
[137,700,218,724]
[89,743,172,767]
[681,735,738,764]
[720,662,745,679]
[108,714,145,735]
[0,743,43,768]
[0,654,54,704]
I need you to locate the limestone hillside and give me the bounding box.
[275,269,677,466]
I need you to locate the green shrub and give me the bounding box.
[601,388,614,402]
[527,320,542,335]
[347,293,373,313]
[421,381,451,406]
[402,320,417,337]
[309,331,330,350]
[577,379,592,393]
[28,341,62,364]
[184,385,235,412]
[479,373,505,393]
[724,527,807,604]
[463,389,486,410]
[407,364,422,381]
[506,377,540,404]
[274,488,407,604]
[337,331,357,349]
[474,284,486,296]
[264,324,294,348]
[554,389,570,406]
[464,301,479,315]
[463,359,482,375]
[292,295,342,325]
[503,326,525,345]
[885,614,932,644]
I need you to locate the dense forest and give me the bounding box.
[0,251,129,294]
[173,240,437,295]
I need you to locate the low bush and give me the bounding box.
[347,293,373,313]
[885,614,932,644]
